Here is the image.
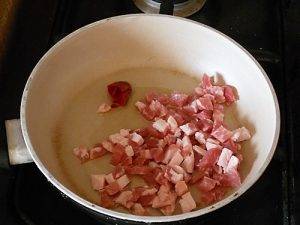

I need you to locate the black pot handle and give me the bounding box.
[159,0,174,15]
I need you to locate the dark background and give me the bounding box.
[0,0,299,225]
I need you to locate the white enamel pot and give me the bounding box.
[20,14,280,223]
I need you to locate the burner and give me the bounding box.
[133,0,206,17]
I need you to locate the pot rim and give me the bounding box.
[20,14,280,223]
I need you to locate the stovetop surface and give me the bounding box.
[0,0,299,224]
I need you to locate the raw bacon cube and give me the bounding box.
[73,147,89,163]
[131,132,144,146]
[90,174,106,191]
[197,176,219,192]
[231,127,251,142]
[117,175,130,190]
[217,148,233,170]
[211,125,232,143]
[179,192,196,213]
[168,151,184,166]
[97,103,111,113]
[90,146,107,160]
[196,97,214,111]
[153,119,170,133]
[132,203,147,215]
[180,123,198,136]
[175,181,188,196]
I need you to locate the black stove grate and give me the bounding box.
[0,0,299,224]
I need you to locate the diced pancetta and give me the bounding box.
[170,93,189,107]
[205,141,221,151]
[73,147,89,163]
[182,152,195,173]
[153,119,170,133]
[179,192,196,213]
[116,175,130,190]
[182,135,192,154]
[231,127,251,142]
[175,181,188,196]
[180,123,198,136]
[125,145,134,157]
[162,144,179,164]
[193,145,206,156]
[120,128,130,137]
[105,173,115,184]
[167,115,178,131]
[90,146,107,160]
[225,155,239,173]
[109,133,128,146]
[194,86,205,96]
[224,85,237,103]
[195,131,206,145]
[197,176,219,192]
[131,132,144,145]
[211,125,232,143]
[102,140,113,152]
[196,97,214,111]
[135,101,146,112]
[202,74,213,89]
[168,151,184,166]
[90,174,106,191]
[217,148,233,170]
[197,148,221,169]
[105,181,121,195]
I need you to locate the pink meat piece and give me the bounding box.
[90,146,107,160]
[115,191,134,209]
[214,169,241,188]
[113,165,125,179]
[225,155,239,173]
[131,132,144,146]
[205,141,221,151]
[224,85,237,103]
[165,168,184,184]
[180,123,198,136]
[141,105,156,121]
[182,152,195,173]
[168,110,186,125]
[162,144,179,164]
[140,149,152,159]
[195,131,206,145]
[193,145,207,156]
[207,137,220,145]
[167,115,178,131]
[149,100,168,117]
[109,133,128,146]
[200,118,214,132]
[168,151,184,166]
[171,165,191,183]
[202,74,213,89]
[175,180,188,196]
[102,140,113,152]
[132,203,147,215]
[197,148,221,169]
[149,147,164,163]
[90,174,106,191]
[73,147,89,163]
[97,103,111,113]
[197,176,219,192]
[196,97,214,111]
[125,145,134,157]
[182,135,192,155]
[217,148,233,170]
[152,119,170,133]
[196,110,213,120]
[105,173,115,184]
[135,101,146,112]
[160,204,175,216]
[223,139,239,153]
[190,100,199,113]
[208,86,225,103]
[231,127,251,142]
[105,181,121,195]
[170,92,189,107]
[120,128,130,137]
[117,175,130,190]
[179,192,196,213]
[152,185,173,208]
[211,125,233,143]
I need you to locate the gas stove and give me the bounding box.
[0,0,299,225]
